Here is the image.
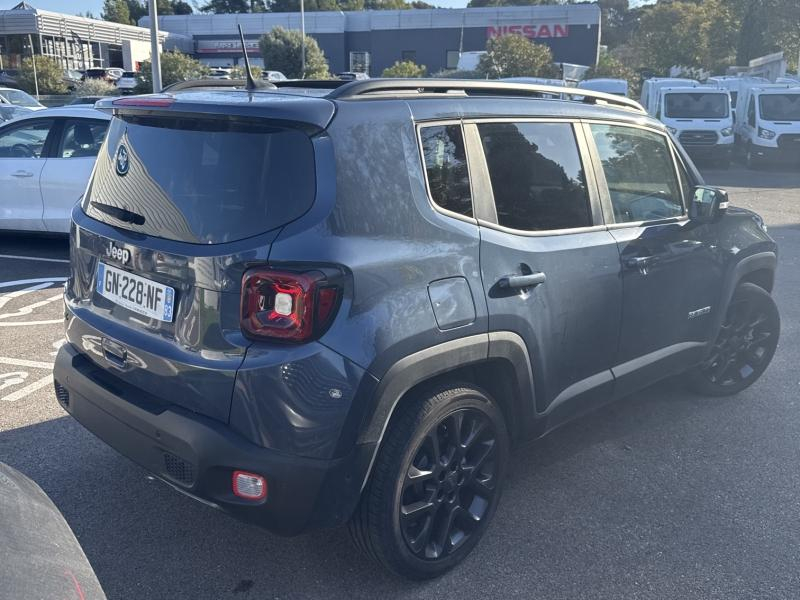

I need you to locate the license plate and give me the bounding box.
[96,262,175,322]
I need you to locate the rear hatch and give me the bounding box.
[66,91,334,423]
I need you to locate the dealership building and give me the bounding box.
[0,2,178,71]
[144,4,601,76]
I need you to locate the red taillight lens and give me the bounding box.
[240,269,340,342]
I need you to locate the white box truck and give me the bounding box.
[734,83,800,167]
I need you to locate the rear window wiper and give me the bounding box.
[90,201,145,226]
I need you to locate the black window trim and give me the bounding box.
[416,119,478,225]
[580,118,690,230]
[463,117,608,238]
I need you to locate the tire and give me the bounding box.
[349,385,509,580]
[687,283,780,397]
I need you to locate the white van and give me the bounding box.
[735,84,800,166]
[578,78,628,97]
[707,76,769,119]
[640,78,699,116]
[654,86,734,166]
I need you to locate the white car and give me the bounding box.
[0,87,45,111]
[116,71,139,92]
[0,107,110,233]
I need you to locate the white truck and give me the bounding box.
[706,76,769,120]
[578,78,628,97]
[653,85,735,167]
[640,78,699,116]
[734,83,800,167]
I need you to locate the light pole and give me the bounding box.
[148,0,162,93]
[300,0,305,79]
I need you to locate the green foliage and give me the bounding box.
[74,78,119,97]
[382,60,426,78]
[735,0,800,67]
[586,51,640,97]
[230,64,263,79]
[432,69,487,79]
[17,56,68,95]
[136,51,209,92]
[476,34,557,79]
[258,27,330,79]
[200,0,267,12]
[102,0,131,24]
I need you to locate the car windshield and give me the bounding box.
[759,94,800,121]
[0,89,41,108]
[664,92,729,118]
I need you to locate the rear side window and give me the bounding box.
[590,124,683,223]
[420,124,473,218]
[478,122,592,231]
[84,116,315,244]
[59,119,109,158]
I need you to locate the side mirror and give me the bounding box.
[690,186,728,223]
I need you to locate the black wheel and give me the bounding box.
[687,283,780,396]
[349,385,509,579]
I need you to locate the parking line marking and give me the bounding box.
[0,319,62,326]
[0,293,62,320]
[2,374,53,402]
[0,277,67,290]
[0,357,54,370]
[0,283,52,310]
[0,254,69,264]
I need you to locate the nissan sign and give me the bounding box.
[486,24,569,39]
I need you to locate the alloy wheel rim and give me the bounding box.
[699,297,776,387]
[399,408,498,560]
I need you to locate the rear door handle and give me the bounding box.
[499,272,547,289]
[11,170,33,178]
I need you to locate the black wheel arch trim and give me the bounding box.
[355,331,536,490]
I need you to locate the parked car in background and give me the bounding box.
[337,71,370,81]
[656,86,734,167]
[0,69,19,88]
[262,70,287,82]
[735,84,800,167]
[0,106,110,233]
[116,71,139,93]
[208,68,232,80]
[0,87,45,111]
[106,68,124,81]
[84,68,116,82]
[67,96,111,106]
[578,77,629,97]
[0,105,32,123]
[63,68,84,91]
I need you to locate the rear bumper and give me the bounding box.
[54,343,374,536]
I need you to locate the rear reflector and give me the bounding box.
[232,471,267,501]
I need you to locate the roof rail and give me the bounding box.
[326,79,646,113]
[272,79,348,90]
[162,78,277,92]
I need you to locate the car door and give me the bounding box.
[585,121,722,398]
[464,119,622,428]
[40,117,110,233]
[0,117,55,232]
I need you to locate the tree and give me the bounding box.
[17,56,68,95]
[136,50,209,92]
[102,0,131,24]
[74,78,118,97]
[382,60,426,78]
[259,27,330,79]
[172,0,193,13]
[200,0,267,12]
[476,34,557,79]
[125,0,146,23]
[586,51,640,96]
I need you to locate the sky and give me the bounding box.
[0,0,656,15]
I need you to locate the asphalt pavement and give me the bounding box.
[1,165,799,599]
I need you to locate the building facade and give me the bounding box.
[0,3,181,72]
[145,4,601,76]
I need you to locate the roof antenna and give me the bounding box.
[238,24,261,91]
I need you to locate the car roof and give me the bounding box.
[3,106,111,121]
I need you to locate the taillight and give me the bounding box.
[240,269,341,342]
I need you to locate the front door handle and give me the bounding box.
[624,255,658,274]
[499,272,547,289]
[11,170,33,178]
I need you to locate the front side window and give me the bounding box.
[590,124,683,224]
[0,119,53,158]
[59,119,109,158]
[478,122,592,231]
[420,124,472,218]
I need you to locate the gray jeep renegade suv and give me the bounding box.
[54,79,780,579]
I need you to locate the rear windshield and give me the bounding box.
[760,94,800,121]
[664,93,729,118]
[83,115,315,244]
